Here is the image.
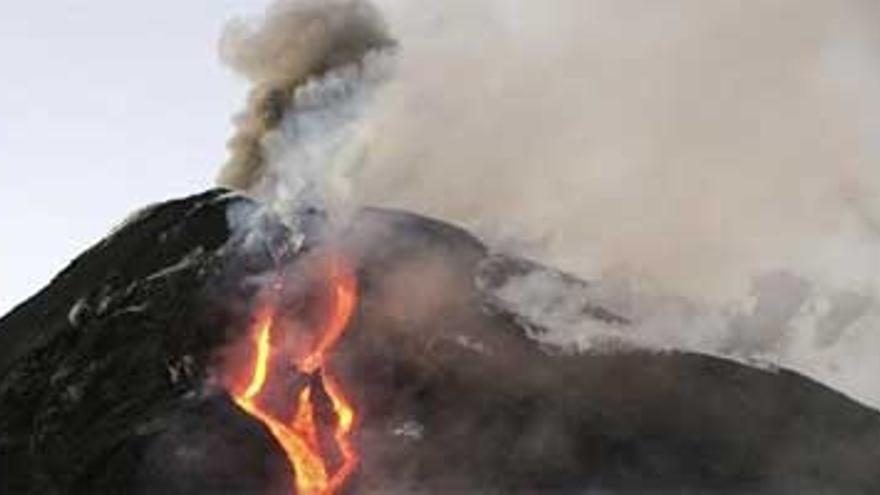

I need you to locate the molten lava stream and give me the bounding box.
[232,257,359,495]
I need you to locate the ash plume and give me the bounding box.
[217,0,395,202]
[214,0,880,409]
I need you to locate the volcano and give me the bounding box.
[2,189,880,494]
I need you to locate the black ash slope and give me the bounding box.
[1,189,879,494]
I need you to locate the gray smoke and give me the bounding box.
[217,0,394,203]
[352,0,880,407]
[359,0,880,303]
[217,0,880,408]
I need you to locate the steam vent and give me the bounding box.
[2,189,880,494]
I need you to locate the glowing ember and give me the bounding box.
[232,256,358,495]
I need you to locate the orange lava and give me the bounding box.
[233,256,359,495]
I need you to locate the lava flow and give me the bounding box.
[232,256,358,495]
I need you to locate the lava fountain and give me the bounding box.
[231,255,358,495]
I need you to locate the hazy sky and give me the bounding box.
[0,0,274,313]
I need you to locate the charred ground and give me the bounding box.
[1,189,879,494]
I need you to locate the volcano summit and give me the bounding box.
[1,190,880,494]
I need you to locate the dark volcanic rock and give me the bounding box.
[2,189,880,494]
[0,190,296,494]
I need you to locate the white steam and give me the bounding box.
[217,0,395,222]
[254,53,394,218]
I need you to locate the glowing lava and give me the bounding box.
[233,256,358,495]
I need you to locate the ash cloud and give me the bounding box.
[360,0,880,304]
[351,0,880,407]
[217,0,395,214]
[215,0,880,407]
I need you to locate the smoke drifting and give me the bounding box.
[217,0,394,203]
[358,0,880,301]
[217,0,880,407]
[353,0,880,406]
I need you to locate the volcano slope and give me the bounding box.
[1,189,879,494]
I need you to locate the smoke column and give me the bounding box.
[217,0,395,217]
[218,0,880,407]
